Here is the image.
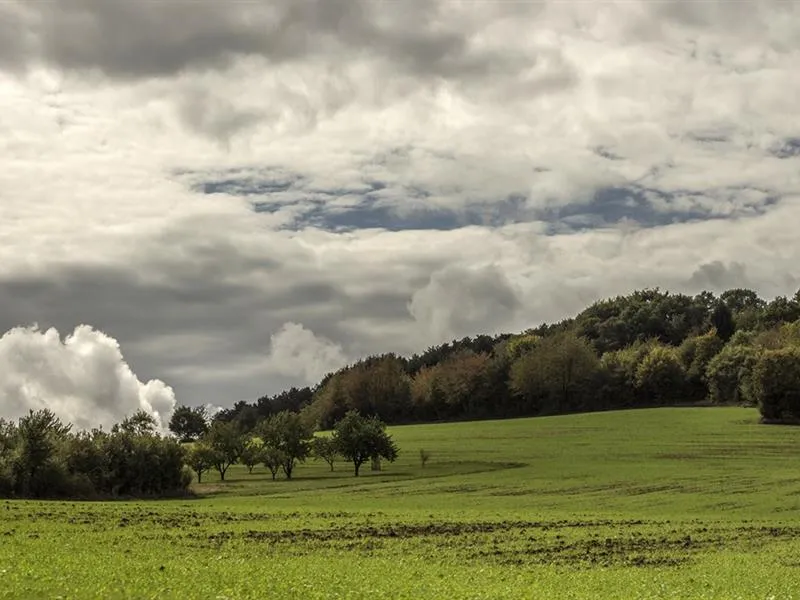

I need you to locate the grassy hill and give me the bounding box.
[4,407,800,598]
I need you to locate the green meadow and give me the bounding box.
[3,407,800,599]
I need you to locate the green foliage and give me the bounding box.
[311,436,339,472]
[634,345,686,404]
[169,404,209,442]
[410,351,494,420]
[203,421,245,481]
[227,287,800,428]
[332,411,399,476]
[710,302,735,342]
[751,347,800,423]
[505,333,541,360]
[239,437,263,474]
[0,409,189,499]
[576,289,710,353]
[186,443,216,484]
[678,330,724,398]
[509,333,599,414]
[113,409,157,436]
[705,343,760,405]
[258,411,313,479]
[261,445,286,481]
[759,295,800,330]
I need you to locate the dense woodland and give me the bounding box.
[218,287,800,429]
[4,286,800,499]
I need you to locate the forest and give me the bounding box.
[218,287,800,429]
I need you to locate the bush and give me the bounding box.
[752,347,800,423]
[705,344,760,405]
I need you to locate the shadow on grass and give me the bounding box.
[193,460,529,499]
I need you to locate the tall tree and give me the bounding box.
[710,302,736,342]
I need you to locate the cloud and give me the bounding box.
[265,323,348,384]
[1,0,800,414]
[0,325,176,431]
[408,265,521,343]
[687,261,751,294]
[3,0,533,82]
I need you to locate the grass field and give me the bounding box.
[3,407,800,599]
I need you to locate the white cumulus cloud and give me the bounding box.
[0,324,176,431]
[266,322,348,384]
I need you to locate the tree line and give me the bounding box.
[217,287,800,429]
[0,406,398,499]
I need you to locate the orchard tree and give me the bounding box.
[185,443,216,483]
[262,445,286,480]
[169,405,208,442]
[332,411,398,477]
[239,438,263,474]
[203,421,244,481]
[311,436,339,472]
[258,411,312,479]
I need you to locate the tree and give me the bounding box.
[759,296,800,330]
[720,288,765,314]
[634,345,686,404]
[14,409,71,496]
[752,347,800,423]
[332,411,398,476]
[262,446,286,481]
[169,405,208,442]
[705,343,759,405]
[203,421,244,481]
[509,332,599,414]
[185,443,216,484]
[258,411,312,480]
[710,302,735,342]
[114,410,157,436]
[678,330,724,399]
[239,438,263,474]
[311,436,339,471]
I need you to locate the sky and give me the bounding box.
[1,0,799,431]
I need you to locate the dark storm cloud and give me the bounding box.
[3,0,522,81]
